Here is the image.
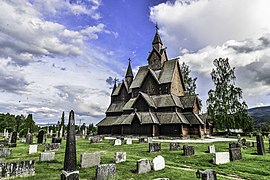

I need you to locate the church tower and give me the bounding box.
[125,58,133,87]
[147,25,168,70]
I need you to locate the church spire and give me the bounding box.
[152,23,163,51]
[125,58,133,87]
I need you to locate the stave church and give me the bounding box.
[96,27,212,137]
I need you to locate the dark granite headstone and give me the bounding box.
[252,142,255,147]
[139,138,145,143]
[169,142,181,151]
[229,148,242,161]
[256,134,265,155]
[183,145,194,156]
[26,133,33,144]
[37,130,45,144]
[52,137,62,144]
[245,142,250,148]
[201,169,217,180]
[44,143,61,152]
[229,142,237,149]
[149,142,161,153]
[61,110,79,180]
[10,131,17,144]
[95,164,116,180]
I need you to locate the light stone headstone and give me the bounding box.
[21,138,26,143]
[147,137,153,143]
[114,139,121,146]
[213,152,230,165]
[50,130,53,136]
[153,178,169,180]
[95,164,116,180]
[201,169,217,180]
[114,152,126,163]
[125,138,132,145]
[208,145,215,154]
[137,159,151,174]
[29,144,38,154]
[40,152,55,161]
[0,160,35,178]
[80,152,100,168]
[152,155,165,171]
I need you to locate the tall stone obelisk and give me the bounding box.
[61,110,79,180]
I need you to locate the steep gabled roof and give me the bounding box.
[183,112,204,125]
[125,60,133,78]
[96,116,118,126]
[130,66,148,89]
[134,92,156,108]
[112,81,130,96]
[159,60,177,84]
[106,102,126,113]
[147,46,161,60]
[136,112,159,124]
[111,113,135,125]
[152,94,176,108]
[179,95,196,109]
[122,98,136,111]
[152,31,163,45]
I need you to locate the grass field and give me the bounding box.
[2,136,270,180]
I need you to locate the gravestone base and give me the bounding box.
[61,170,79,180]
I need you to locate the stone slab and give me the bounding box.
[125,138,132,145]
[0,148,12,157]
[169,142,181,151]
[213,152,230,165]
[149,142,161,153]
[61,170,79,180]
[80,152,100,168]
[114,152,126,164]
[114,139,121,146]
[229,148,242,161]
[137,159,151,174]
[29,144,38,154]
[152,155,165,171]
[44,143,60,152]
[95,164,116,180]
[40,152,55,161]
[0,160,35,178]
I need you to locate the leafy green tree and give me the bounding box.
[207,57,253,132]
[19,114,37,136]
[180,62,197,95]
[88,123,97,134]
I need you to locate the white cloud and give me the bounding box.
[150,0,270,53]
[150,0,270,109]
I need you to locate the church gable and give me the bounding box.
[147,48,162,70]
[140,71,160,95]
[170,61,185,96]
[111,82,130,103]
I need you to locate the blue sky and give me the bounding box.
[1,0,270,125]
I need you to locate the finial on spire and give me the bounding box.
[155,23,159,32]
[128,58,131,63]
[114,77,117,84]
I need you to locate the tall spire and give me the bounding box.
[125,58,133,87]
[152,23,163,49]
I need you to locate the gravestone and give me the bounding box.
[95,164,116,180]
[114,152,126,163]
[252,142,256,147]
[201,169,217,180]
[153,178,169,180]
[256,134,265,155]
[40,152,55,161]
[44,143,61,152]
[169,142,181,151]
[208,145,215,154]
[90,136,101,143]
[152,155,165,171]
[114,139,121,146]
[52,137,62,144]
[137,159,151,174]
[0,140,8,146]
[213,152,230,165]
[0,148,12,157]
[21,138,26,143]
[139,138,145,143]
[229,142,237,149]
[125,138,132,145]
[26,133,33,144]
[147,137,153,143]
[229,148,242,161]
[149,142,161,153]
[0,160,35,178]
[80,152,100,168]
[37,130,45,144]
[9,131,17,147]
[61,110,79,180]
[183,145,194,156]
[29,144,38,154]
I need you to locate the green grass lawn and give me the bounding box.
[2,137,270,180]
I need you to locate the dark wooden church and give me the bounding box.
[97,27,212,137]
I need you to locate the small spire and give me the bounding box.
[125,58,133,78]
[152,23,163,46]
[112,77,117,92]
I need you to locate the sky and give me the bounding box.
[0,0,270,125]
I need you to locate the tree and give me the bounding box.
[180,62,197,95]
[19,114,37,136]
[207,58,253,132]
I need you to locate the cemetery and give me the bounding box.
[0,129,270,179]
